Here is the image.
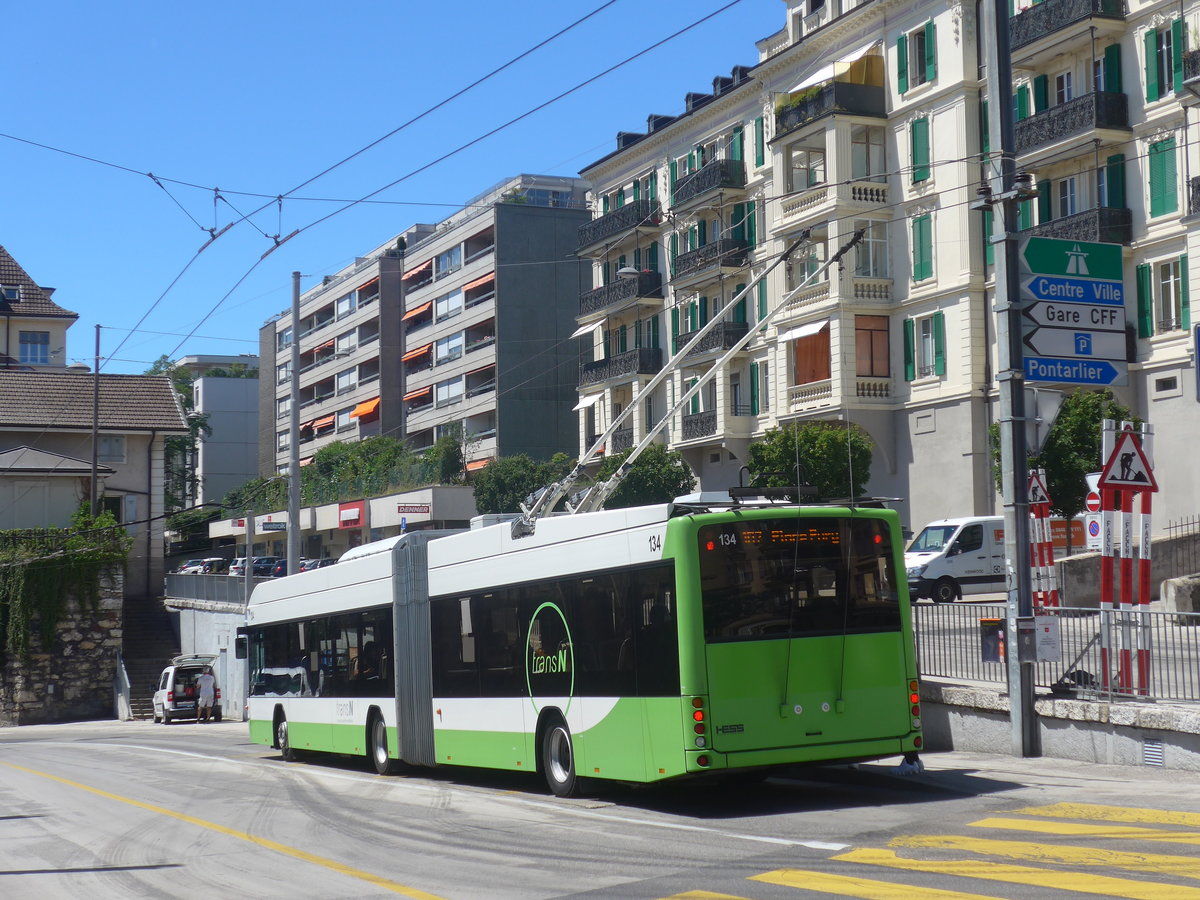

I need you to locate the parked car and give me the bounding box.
[251,556,279,576]
[176,559,209,574]
[270,559,289,577]
[304,558,337,570]
[152,654,221,723]
[229,557,248,576]
[202,558,230,574]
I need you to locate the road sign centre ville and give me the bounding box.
[1018,236,1128,387]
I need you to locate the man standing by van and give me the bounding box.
[196,667,216,723]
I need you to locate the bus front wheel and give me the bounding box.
[276,714,297,762]
[369,714,396,775]
[541,718,578,798]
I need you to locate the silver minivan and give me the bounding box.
[152,654,222,723]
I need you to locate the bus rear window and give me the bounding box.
[698,517,900,642]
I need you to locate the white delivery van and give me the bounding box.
[905,515,1085,602]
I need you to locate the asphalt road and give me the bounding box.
[1,718,1199,898]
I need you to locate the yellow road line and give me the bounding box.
[752,867,1004,899]
[1014,802,1200,829]
[971,816,1200,846]
[0,760,446,900]
[658,892,751,899]
[836,847,1200,900]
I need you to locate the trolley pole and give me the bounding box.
[981,0,1038,756]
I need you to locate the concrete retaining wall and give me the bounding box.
[921,681,1200,771]
[1058,531,1200,607]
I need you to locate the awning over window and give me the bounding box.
[572,393,603,412]
[787,40,881,92]
[463,271,495,292]
[403,258,432,280]
[465,458,493,472]
[298,420,314,431]
[299,456,314,467]
[401,342,432,362]
[313,339,335,352]
[402,300,433,322]
[350,396,380,419]
[466,363,495,377]
[570,320,603,340]
[778,319,830,342]
[357,277,379,296]
[312,415,335,429]
[403,386,432,402]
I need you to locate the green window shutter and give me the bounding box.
[1033,74,1049,113]
[618,324,627,353]
[699,296,709,325]
[603,329,611,358]
[1037,179,1052,222]
[688,302,698,331]
[980,99,990,156]
[632,179,640,202]
[697,220,707,247]
[1173,19,1185,94]
[602,195,609,215]
[689,379,699,415]
[1149,138,1178,216]
[912,215,932,281]
[757,279,767,328]
[669,160,678,203]
[648,172,657,202]
[983,209,994,265]
[754,116,764,166]
[1016,85,1030,121]
[688,226,697,251]
[925,20,937,83]
[897,34,909,94]
[746,200,757,245]
[648,242,659,272]
[1104,43,1122,94]
[634,320,642,349]
[633,247,641,270]
[1136,263,1153,337]
[933,310,946,376]
[669,232,678,276]
[650,314,660,349]
[903,318,916,381]
[1018,198,1033,230]
[671,306,680,353]
[602,261,610,285]
[750,361,760,415]
[688,150,696,173]
[731,202,745,241]
[617,254,626,271]
[1182,254,1191,329]
[911,117,930,182]
[731,125,744,162]
[734,283,747,324]
[1106,154,1126,208]
[1145,29,1160,102]
[616,188,625,208]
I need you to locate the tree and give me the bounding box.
[747,421,873,501]
[990,388,1138,522]
[472,453,573,514]
[424,427,465,485]
[145,355,209,511]
[593,443,695,509]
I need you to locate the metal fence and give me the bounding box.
[1165,516,1200,578]
[914,603,1200,703]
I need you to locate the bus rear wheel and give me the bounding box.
[370,714,396,775]
[542,718,578,798]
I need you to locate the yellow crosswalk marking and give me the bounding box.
[752,868,1004,899]
[658,892,750,900]
[836,847,1200,899]
[971,816,1200,847]
[1015,802,1200,829]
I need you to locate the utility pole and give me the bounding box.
[90,324,101,518]
[288,271,301,575]
[981,0,1038,756]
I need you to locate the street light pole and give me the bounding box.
[288,271,302,575]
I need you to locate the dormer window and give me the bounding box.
[1,285,19,301]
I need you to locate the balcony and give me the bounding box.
[788,378,833,410]
[672,158,746,211]
[611,427,634,453]
[672,238,749,287]
[579,347,663,387]
[1021,206,1132,245]
[778,179,889,231]
[678,321,750,359]
[681,410,717,441]
[855,377,892,400]
[1010,0,1124,58]
[1014,92,1130,158]
[775,82,886,139]
[1188,176,1200,216]
[579,271,664,319]
[1184,51,1200,106]
[577,198,662,255]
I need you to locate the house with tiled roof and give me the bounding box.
[0,248,188,597]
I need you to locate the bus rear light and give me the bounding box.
[697,755,710,767]
[691,697,705,709]
[909,679,919,693]
[911,704,920,716]
[913,736,923,749]
[912,717,922,730]
[909,692,920,704]
[695,737,706,748]
[693,723,705,735]
[693,710,704,722]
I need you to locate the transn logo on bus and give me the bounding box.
[525,602,576,712]
[715,723,744,734]
[530,649,569,674]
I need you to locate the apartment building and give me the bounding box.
[175,354,259,505]
[259,175,590,478]
[575,0,1199,532]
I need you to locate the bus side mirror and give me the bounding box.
[235,636,247,660]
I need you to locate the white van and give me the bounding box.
[905,515,1085,602]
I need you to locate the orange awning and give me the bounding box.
[299,456,314,467]
[313,339,335,352]
[402,300,433,322]
[466,363,495,377]
[350,396,381,419]
[463,271,495,292]
[403,386,431,402]
[312,415,335,429]
[357,277,379,295]
[465,458,493,472]
[298,419,314,431]
[404,259,432,280]
[402,343,432,362]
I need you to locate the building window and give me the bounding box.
[435,377,464,407]
[1157,259,1184,333]
[793,323,831,386]
[335,291,357,319]
[277,431,290,452]
[911,214,933,281]
[435,288,463,321]
[855,315,890,377]
[854,220,889,278]
[435,332,464,364]
[1055,71,1073,105]
[98,435,126,463]
[336,406,355,431]
[276,361,291,385]
[903,312,945,380]
[18,331,49,365]
[1056,177,1077,218]
[788,146,825,192]
[277,326,293,350]
[336,367,358,394]
[1148,137,1178,217]
[435,420,461,440]
[1145,21,1183,102]
[335,330,357,355]
[276,397,291,420]
[851,125,886,182]
[1138,258,1190,336]
[1,285,19,301]
[435,245,462,279]
[898,20,937,93]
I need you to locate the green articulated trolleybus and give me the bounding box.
[244,495,923,796]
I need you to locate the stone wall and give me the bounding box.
[0,585,123,726]
[1058,531,1200,607]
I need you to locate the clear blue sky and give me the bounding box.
[3,0,780,374]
